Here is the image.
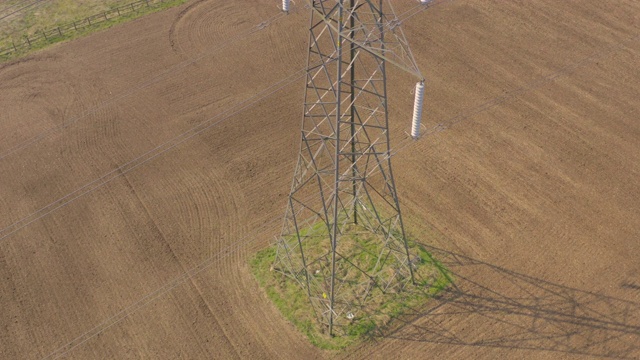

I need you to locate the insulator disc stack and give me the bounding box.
[411,81,425,139]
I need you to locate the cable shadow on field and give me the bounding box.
[378,245,640,359]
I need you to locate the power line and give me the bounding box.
[389,30,640,157]
[39,212,282,359]
[0,0,48,22]
[37,35,408,360]
[0,0,428,167]
[2,1,415,358]
[385,0,451,27]
[1,0,417,164]
[0,0,410,245]
[0,0,33,15]
[0,9,290,161]
[38,24,640,360]
[0,67,307,243]
[39,185,326,360]
[27,1,640,358]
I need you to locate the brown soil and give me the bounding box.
[0,0,639,359]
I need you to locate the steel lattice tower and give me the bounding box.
[274,0,424,336]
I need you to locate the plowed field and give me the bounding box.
[1,0,639,359]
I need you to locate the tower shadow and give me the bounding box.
[379,245,640,359]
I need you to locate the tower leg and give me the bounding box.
[273,0,417,336]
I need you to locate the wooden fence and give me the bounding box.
[0,0,170,57]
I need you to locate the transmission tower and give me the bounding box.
[274,0,425,336]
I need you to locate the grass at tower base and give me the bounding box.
[250,226,453,350]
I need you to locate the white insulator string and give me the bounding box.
[411,81,425,139]
[39,18,425,360]
[390,30,640,157]
[34,6,640,360]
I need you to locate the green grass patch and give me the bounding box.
[250,225,453,350]
[0,0,189,62]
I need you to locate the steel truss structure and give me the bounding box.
[274,0,423,335]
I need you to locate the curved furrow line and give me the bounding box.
[170,0,258,59]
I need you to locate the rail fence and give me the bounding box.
[0,0,173,57]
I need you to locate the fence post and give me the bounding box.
[116,7,121,16]
[87,17,91,26]
[104,11,108,21]
[131,3,135,12]
[12,41,17,51]
[73,21,77,31]
[42,30,48,41]
[57,27,62,36]
[25,35,31,47]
